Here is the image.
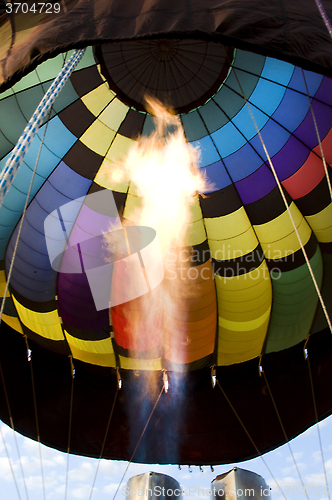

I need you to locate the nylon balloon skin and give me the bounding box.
[0,22,332,463]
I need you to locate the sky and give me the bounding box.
[0,414,331,500]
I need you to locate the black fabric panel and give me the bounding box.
[113,340,162,360]
[69,66,104,97]
[58,98,96,138]
[0,296,19,317]
[212,244,264,277]
[63,141,103,179]
[9,287,57,313]
[320,242,332,254]
[168,240,211,267]
[265,231,318,272]
[199,184,242,218]
[118,109,146,139]
[0,320,332,464]
[164,352,215,372]
[21,323,70,356]
[295,175,332,217]
[244,186,293,225]
[88,182,128,214]
[63,322,112,341]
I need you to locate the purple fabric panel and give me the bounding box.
[312,76,332,107]
[295,100,332,149]
[270,136,310,181]
[60,204,121,273]
[235,164,276,204]
[58,271,109,329]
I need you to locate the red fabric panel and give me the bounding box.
[282,151,325,199]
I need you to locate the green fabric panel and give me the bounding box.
[36,54,68,83]
[181,109,208,141]
[0,96,27,146]
[199,98,228,133]
[16,85,50,120]
[10,71,41,93]
[265,246,323,353]
[41,80,78,114]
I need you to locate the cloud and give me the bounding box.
[69,461,95,481]
[71,484,98,499]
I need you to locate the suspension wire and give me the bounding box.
[301,68,332,202]
[110,385,164,500]
[303,339,331,500]
[0,362,29,500]
[0,103,53,500]
[88,386,119,500]
[314,0,332,39]
[0,104,52,325]
[0,48,85,500]
[229,63,332,334]
[24,336,46,500]
[0,406,22,500]
[215,380,286,500]
[0,49,85,207]
[261,368,312,500]
[64,357,76,500]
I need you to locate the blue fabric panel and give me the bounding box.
[249,78,287,117]
[223,142,264,182]
[271,88,310,132]
[232,103,268,142]
[260,58,294,86]
[191,135,220,166]
[5,162,91,302]
[288,67,323,96]
[211,121,246,157]
[199,160,232,192]
[35,116,77,159]
[250,119,291,159]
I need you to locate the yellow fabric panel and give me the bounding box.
[208,228,258,259]
[12,297,64,341]
[219,306,271,332]
[105,134,135,163]
[205,207,251,240]
[94,158,129,192]
[306,203,332,243]
[81,83,115,116]
[216,261,272,365]
[80,120,116,156]
[0,269,10,297]
[254,203,311,258]
[216,262,271,292]
[65,332,116,367]
[99,98,129,130]
[182,219,206,247]
[1,314,23,334]
[123,194,143,221]
[96,64,107,82]
[217,326,269,365]
[219,296,271,321]
[119,355,162,370]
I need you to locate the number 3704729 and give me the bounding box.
[5,3,61,14]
